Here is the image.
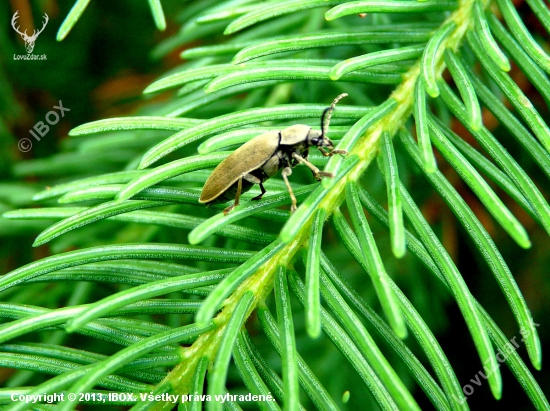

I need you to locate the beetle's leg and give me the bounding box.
[301,151,319,180]
[252,182,267,201]
[318,147,330,157]
[223,177,243,215]
[243,173,261,185]
[319,147,347,156]
[292,152,334,180]
[243,173,266,201]
[281,166,298,213]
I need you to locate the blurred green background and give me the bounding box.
[0,1,549,410]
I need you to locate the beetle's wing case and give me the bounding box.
[279,125,311,145]
[199,130,281,203]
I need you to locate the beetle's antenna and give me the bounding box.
[321,93,348,138]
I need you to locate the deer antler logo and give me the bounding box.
[11,11,49,54]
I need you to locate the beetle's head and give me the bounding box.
[307,129,335,149]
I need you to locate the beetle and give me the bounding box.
[199,93,348,215]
